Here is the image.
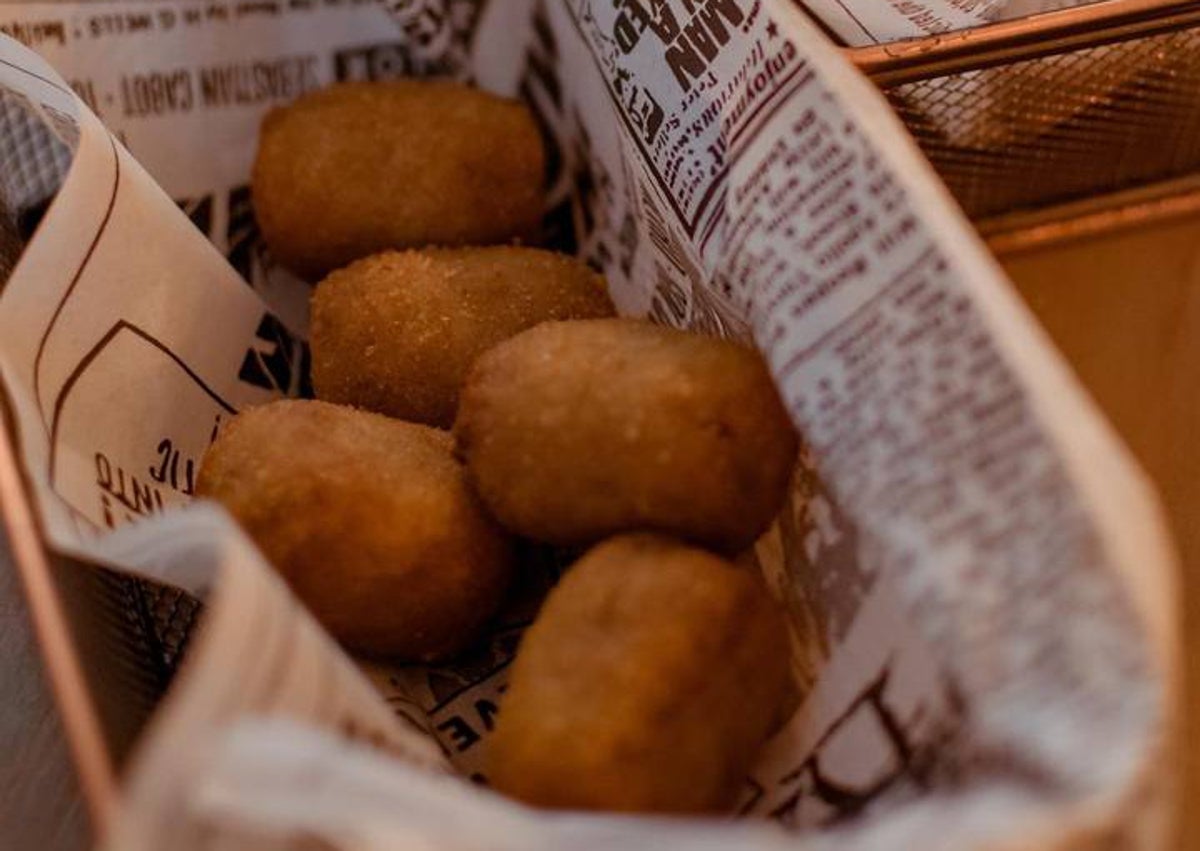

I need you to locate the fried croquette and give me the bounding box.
[488,534,791,813]
[311,247,614,428]
[252,81,545,280]
[454,319,798,553]
[196,399,512,661]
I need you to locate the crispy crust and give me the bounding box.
[252,81,545,280]
[454,318,799,553]
[196,399,513,661]
[311,247,614,428]
[488,533,791,813]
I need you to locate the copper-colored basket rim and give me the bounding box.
[983,174,1200,254]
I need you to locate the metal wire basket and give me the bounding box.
[843,0,1200,225]
[7,2,1200,841]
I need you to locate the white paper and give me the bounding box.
[795,0,1099,46]
[995,0,1101,20]
[0,33,447,851]
[0,1,1179,849]
[797,0,1004,46]
[0,0,408,330]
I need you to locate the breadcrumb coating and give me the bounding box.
[253,81,544,280]
[455,319,798,552]
[488,533,791,813]
[311,247,613,427]
[196,399,513,661]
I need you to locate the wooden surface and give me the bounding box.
[1001,213,1200,850]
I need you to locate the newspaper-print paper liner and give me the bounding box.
[0,1,1179,849]
[793,0,1095,46]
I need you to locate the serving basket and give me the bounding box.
[850,0,1200,231]
[5,0,1199,842]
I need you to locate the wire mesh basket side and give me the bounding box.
[879,24,1200,219]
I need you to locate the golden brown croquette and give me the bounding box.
[196,399,513,661]
[488,533,791,813]
[311,247,614,428]
[252,81,544,279]
[454,319,798,553]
